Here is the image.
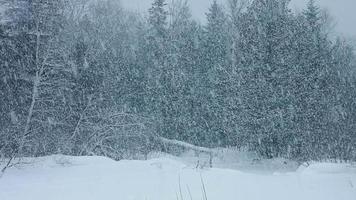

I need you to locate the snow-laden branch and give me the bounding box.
[158,137,214,167]
[158,137,214,154]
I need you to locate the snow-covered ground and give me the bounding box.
[0,155,355,200]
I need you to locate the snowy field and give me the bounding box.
[0,155,355,200]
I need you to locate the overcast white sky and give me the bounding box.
[120,0,356,38]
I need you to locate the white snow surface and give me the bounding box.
[0,155,355,200]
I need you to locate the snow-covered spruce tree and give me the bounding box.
[224,0,251,148]
[144,0,170,140]
[237,0,298,158]
[290,0,337,161]
[165,0,203,145]
[197,1,231,147]
[325,38,356,161]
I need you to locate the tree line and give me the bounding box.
[1,0,355,163]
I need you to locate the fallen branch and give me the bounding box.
[158,137,214,167]
[158,137,213,153]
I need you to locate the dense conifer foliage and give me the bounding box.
[1,0,355,163]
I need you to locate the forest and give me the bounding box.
[0,0,355,169]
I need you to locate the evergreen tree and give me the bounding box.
[238,0,296,158]
[146,0,170,139]
[197,1,230,146]
[166,0,202,143]
[291,0,334,160]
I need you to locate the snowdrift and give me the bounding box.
[0,155,355,200]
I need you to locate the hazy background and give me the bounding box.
[120,0,356,38]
